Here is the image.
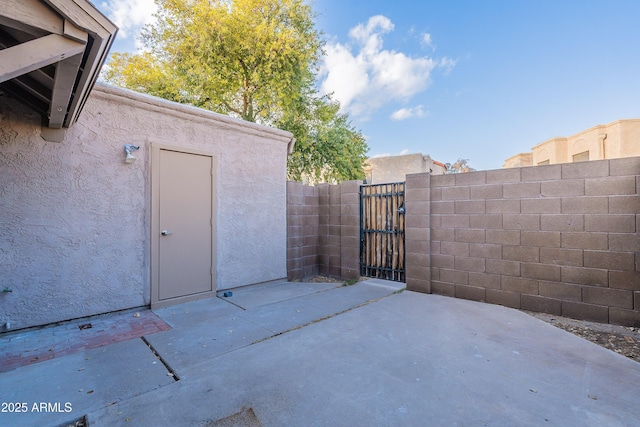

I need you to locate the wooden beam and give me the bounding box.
[0,0,64,36]
[40,0,118,127]
[63,19,88,44]
[0,34,85,83]
[4,74,50,105]
[64,34,105,126]
[45,0,118,37]
[48,52,83,128]
[0,81,49,115]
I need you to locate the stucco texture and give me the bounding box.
[0,84,291,330]
[504,119,640,167]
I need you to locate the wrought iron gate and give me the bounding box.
[360,182,406,282]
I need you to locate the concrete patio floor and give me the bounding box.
[0,279,639,426]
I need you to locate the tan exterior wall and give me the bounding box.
[0,84,292,331]
[504,119,640,167]
[503,152,533,168]
[364,153,446,184]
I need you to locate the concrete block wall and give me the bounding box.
[286,182,320,281]
[287,181,361,281]
[339,181,362,279]
[405,173,431,293]
[321,184,343,278]
[288,158,638,326]
[407,157,640,326]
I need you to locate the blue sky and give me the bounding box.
[101,0,640,171]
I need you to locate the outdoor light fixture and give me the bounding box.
[124,144,140,163]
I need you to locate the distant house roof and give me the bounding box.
[0,0,117,130]
[433,160,447,169]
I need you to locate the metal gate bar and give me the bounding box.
[360,182,405,282]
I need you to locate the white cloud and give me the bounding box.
[439,57,457,75]
[390,105,426,121]
[421,33,433,49]
[101,0,157,39]
[321,43,370,113]
[320,15,445,118]
[348,15,394,55]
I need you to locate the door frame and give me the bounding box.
[150,142,218,309]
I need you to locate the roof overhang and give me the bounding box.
[0,0,117,132]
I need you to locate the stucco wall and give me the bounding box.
[364,153,446,184]
[505,119,640,167]
[0,84,291,330]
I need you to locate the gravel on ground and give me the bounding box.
[524,311,640,364]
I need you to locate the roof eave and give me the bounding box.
[0,0,117,131]
[44,0,118,128]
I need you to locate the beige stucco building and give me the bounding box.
[504,119,640,168]
[0,84,294,330]
[364,153,447,184]
[0,1,294,330]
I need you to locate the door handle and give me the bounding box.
[161,230,172,236]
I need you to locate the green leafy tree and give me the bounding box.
[102,0,367,182]
[106,52,187,102]
[283,93,367,183]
